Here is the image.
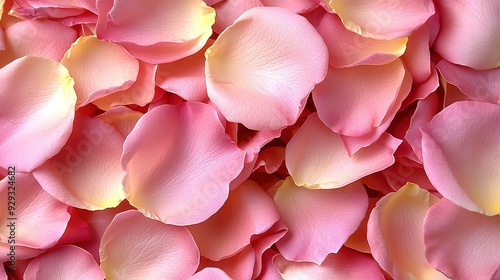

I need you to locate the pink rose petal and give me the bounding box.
[261,0,318,13]
[205,6,328,130]
[211,0,263,34]
[273,177,368,263]
[24,245,104,280]
[97,106,143,137]
[0,56,76,172]
[190,268,232,280]
[122,102,245,225]
[99,210,200,279]
[96,0,215,63]
[188,180,280,261]
[424,199,500,279]
[286,113,400,189]
[61,36,139,108]
[367,183,448,279]
[433,0,500,69]
[421,101,500,215]
[33,112,126,210]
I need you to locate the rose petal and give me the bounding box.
[0,19,77,67]
[122,102,245,225]
[326,0,435,40]
[96,0,215,63]
[24,245,104,280]
[190,268,232,280]
[32,112,126,210]
[0,172,70,249]
[424,199,500,279]
[61,36,139,107]
[313,59,406,137]
[421,101,500,215]
[97,106,143,137]
[433,0,500,69]
[273,248,384,280]
[367,183,448,280]
[211,0,263,34]
[0,56,76,172]
[99,210,199,279]
[199,246,256,280]
[188,180,280,261]
[205,6,328,130]
[261,0,318,13]
[286,113,400,189]
[273,177,368,263]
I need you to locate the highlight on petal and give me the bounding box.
[24,245,104,280]
[122,102,245,225]
[273,177,368,263]
[273,248,385,280]
[205,7,328,130]
[312,59,407,137]
[367,183,448,280]
[96,0,215,63]
[0,56,76,172]
[0,173,70,249]
[312,9,407,68]
[286,113,400,189]
[32,112,126,210]
[188,180,280,261]
[61,36,139,107]
[421,101,500,215]
[0,19,77,67]
[99,210,200,279]
[433,0,500,69]
[326,0,435,40]
[424,198,500,280]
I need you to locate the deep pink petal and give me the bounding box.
[24,245,104,280]
[273,248,384,279]
[424,199,500,279]
[188,180,280,261]
[421,101,500,215]
[286,113,400,189]
[433,0,500,69]
[96,0,215,63]
[206,6,328,130]
[33,112,126,210]
[122,102,245,225]
[0,172,70,249]
[273,177,368,263]
[100,210,200,279]
[0,56,76,172]
[367,183,448,279]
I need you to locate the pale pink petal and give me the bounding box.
[32,112,126,210]
[312,9,407,68]
[421,101,500,215]
[273,177,368,263]
[286,113,400,189]
[0,56,76,172]
[0,19,77,67]
[424,199,500,279]
[211,0,263,34]
[156,39,214,102]
[273,248,384,280]
[188,180,280,261]
[367,183,448,280]
[313,59,406,137]
[206,6,328,130]
[261,0,318,13]
[0,172,70,249]
[61,36,139,107]
[199,246,256,280]
[97,106,143,137]
[326,0,435,40]
[437,59,500,104]
[190,268,232,280]
[100,210,199,279]
[0,263,6,280]
[96,0,215,63]
[24,245,104,280]
[122,102,245,225]
[433,0,500,69]
[93,60,156,110]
